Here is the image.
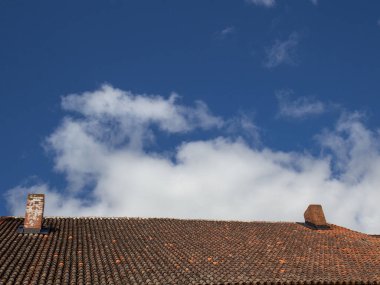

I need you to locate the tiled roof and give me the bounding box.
[0,217,380,284]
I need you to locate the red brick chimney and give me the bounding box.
[22,194,45,234]
[304,204,329,229]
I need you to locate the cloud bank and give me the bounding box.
[7,85,380,234]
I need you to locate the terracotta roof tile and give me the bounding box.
[0,217,379,284]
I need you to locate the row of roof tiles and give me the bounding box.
[1,216,380,284]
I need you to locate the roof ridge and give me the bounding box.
[2,215,301,223]
[2,216,374,236]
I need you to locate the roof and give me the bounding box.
[1,217,380,284]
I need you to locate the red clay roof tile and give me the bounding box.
[0,217,379,284]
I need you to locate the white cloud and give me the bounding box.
[6,85,380,234]
[276,90,325,118]
[216,26,236,39]
[264,32,299,68]
[246,0,317,8]
[225,113,261,145]
[62,84,222,135]
[246,0,275,7]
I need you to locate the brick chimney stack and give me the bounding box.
[304,204,329,229]
[23,194,45,234]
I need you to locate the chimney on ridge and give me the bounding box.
[18,194,49,234]
[304,204,329,229]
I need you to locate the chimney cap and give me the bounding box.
[304,204,329,229]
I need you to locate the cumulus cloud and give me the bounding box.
[276,90,325,118]
[264,32,299,68]
[246,0,275,7]
[62,84,222,136]
[6,85,380,234]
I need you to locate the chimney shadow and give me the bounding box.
[297,222,331,230]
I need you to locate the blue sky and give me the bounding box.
[1,0,380,233]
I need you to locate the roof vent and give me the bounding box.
[304,204,329,230]
[17,194,50,234]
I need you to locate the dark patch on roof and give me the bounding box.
[1,217,380,284]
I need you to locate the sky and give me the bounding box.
[1,0,380,234]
